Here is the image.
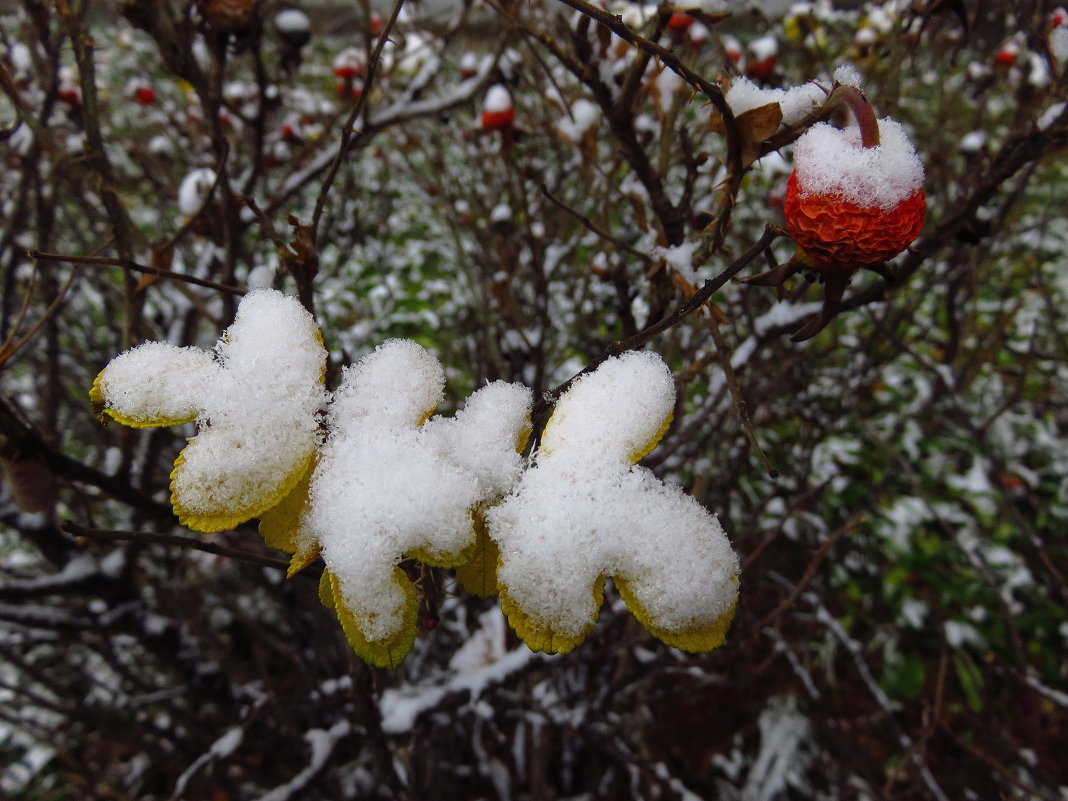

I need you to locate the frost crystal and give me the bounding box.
[92,289,326,532]
[487,351,739,654]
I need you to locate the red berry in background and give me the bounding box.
[481,84,514,131]
[746,34,778,80]
[667,13,694,32]
[481,107,514,130]
[747,57,776,79]
[135,86,156,105]
[723,35,743,64]
[994,47,1018,66]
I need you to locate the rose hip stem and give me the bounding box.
[832,84,880,148]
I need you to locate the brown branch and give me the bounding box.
[534,224,783,417]
[62,521,296,573]
[0,394,174,520]
[703,303,778,477]
[940,724,1062,801]
[539,183,653,266]
[27,250,245,296]
[551,0,742,245]
[757,511,865,629]
[311,0,406,242]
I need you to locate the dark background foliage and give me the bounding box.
[1,0,1066,798]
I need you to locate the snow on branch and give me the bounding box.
[255,721,351,801]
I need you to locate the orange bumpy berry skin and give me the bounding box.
[784,172,926,270]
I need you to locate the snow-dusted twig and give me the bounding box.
[170,725,246,800]
[0,551,119,600]
[813,602,951,801]
[534,225,783,418]
[379,647,546,735]
[762,627,821,701]
[255,721,352,801]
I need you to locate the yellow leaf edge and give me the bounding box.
[498,574,606,655]
[321,568,418,669]
[258,455,321,575]
[171,448,317,534]
[454,511,499,598]
[628,409,673,465]
[454,418,531,597]
[615,574,739,653]
[89,370,196,429]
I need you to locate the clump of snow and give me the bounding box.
[148,135,173,156]
[274,8,310,34]
[725,77,825,124]
[749,34,778,61]
[1038,102,1065,130]
[959,131,986,153]
[854,27,878,46]
[484,84,512,114]
[683,0,727,11]
[95,342,218,425]
[656,241,699,283]
[246,264,275,290]
[177,167,216,217]
[487,351,738,650]
[832,64,863,88]
[791,118,924,209]
[459,52,478,74]
[94,289,327,531]
[306,340,532,644]
[1051,23,1068,67]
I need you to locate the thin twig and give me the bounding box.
[534,225,782,417]
[27,250,244,296]
[757,511,864,629]
[540,183,653,266]
[62,521,294,572]
[311,0,406,241]
[702,301,778,477]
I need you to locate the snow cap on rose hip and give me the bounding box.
[790,117,924,211]
[785,115,925,269]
